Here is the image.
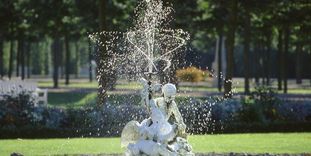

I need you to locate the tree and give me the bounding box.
[196,0,227,92]
[224,0,238,98]
[271,0,310,93]
[32,0,74,88]
[209,0,226,92]
[97,0,108,105]
[63,1,73,85]
[88,39,93,82]
[0,0,14,78]
[283,25,290,93]
[239,1,255,94]
[20,39,25,80]
[52,37,61,88]
[15,0,30,80]
[61,0,83,85]
[8,39,14,79]
[74,42,80,78]
[295,39,302,84]
[45,0,66,88]
[75,0,99,82]
[65,35,70,85]
[277,28,283,90]
[0,38,3,78]
[242,8,251,94]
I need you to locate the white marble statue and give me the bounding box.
[121,78,194,156]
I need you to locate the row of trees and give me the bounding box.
[200,0,311,96]
[0,0,101,87]
[0,0,311,102]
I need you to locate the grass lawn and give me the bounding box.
[1,133,310,155]
[38,79,311,94]
[48,92,97,108]
[48,92,142,108]
[47,92,211,108]
[38,81,98,88]
[286,88,311,94]
[38,80,142,90]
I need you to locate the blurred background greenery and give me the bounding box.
[0,0,310,96]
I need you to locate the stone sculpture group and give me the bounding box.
[121,78,194,156]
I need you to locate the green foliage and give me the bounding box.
[1,0,310,80]
[239,96,263,122]
[0,90,39,127]
[239,86,280,123]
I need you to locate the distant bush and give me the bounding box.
[0,87,68,129]
[176,67,206,82]
[1,93,311,138]
[277,101,311,122]
[238,86,280,123]
[0,90,41,127]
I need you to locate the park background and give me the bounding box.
[0,0,311,155]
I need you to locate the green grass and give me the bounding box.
[115,82,143,90]
[286,88,311,94]
[38,80,142,90]
[190,133,311,154]
[1,133,310,155]
[47,92,213,108]
[48,92,142,108]
[39,81,142,90]
[37,79,311,94]
[48,92,97,108]
[0,137,121,156]
[38,81,98,88]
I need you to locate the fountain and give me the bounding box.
[90,0,193,155]
[89,0,189,81]
[121,79,194,156]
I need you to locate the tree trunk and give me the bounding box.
[217,27,223,92]
[97,0,108,105]
[265,33,272,85]
[9,40,14,79]
[259,41,265,85]
[277,28,283,90]
[99,0,107,32]
[0,38,4,78]
[16,39,25,79]
[224,0,237,98]
[75,42,80,78]
[59,41,64,79]
[26,42,31,78]
[52,37,61,88]
[65,35,70,85]
[295,43,302,84]
[88,38,93,82]
[21,40,25,80]
[243,9,250,94]
[254,43,260,85]
[16,39,21,77]
[60,51,64,79]
[283,26,290,93]
[31,42,39,75]
[44,41,49,75]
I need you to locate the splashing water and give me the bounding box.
[87,0,239,136]
[89,0,189,81]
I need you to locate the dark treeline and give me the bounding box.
[0,0,311,98]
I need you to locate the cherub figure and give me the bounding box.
[139,78,187,139]
[153,83,187,138]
